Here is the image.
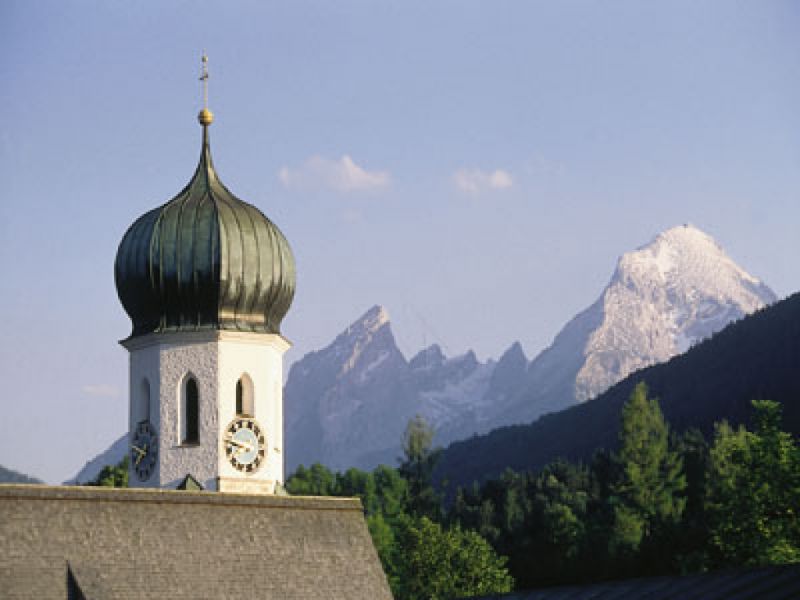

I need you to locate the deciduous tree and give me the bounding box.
[390,515,513,600]
[706,400,800,566]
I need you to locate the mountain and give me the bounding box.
[435,290,800,494]
[0,464,43,484]
[285,225,774,472]
[491,224,776,429]
[284,305,525,472]
[285,306,415,471]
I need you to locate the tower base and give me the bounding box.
[218,477,275,495]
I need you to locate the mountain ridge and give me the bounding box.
[493,224,776,431]
[435,290,800,493]
[0,464,44,485]
[285,225,775,472]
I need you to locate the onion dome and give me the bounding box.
[115,113,295,339]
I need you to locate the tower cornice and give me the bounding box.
[120,330,292,352]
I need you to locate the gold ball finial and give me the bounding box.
[198,108,214,126]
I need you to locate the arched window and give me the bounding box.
[236,374,254,417]
[135,378,151,423]
[183,378,199,444]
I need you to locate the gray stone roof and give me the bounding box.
[0,484,393,599]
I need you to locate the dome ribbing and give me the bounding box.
[115,124,295,339]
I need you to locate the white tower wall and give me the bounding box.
[124,331,290,493]
[216,333,289,494]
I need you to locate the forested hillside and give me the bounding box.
[436,291,800,493]
[287,391,800,592]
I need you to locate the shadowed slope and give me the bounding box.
[436,291,800,493]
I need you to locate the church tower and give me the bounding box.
[114,57,295,494]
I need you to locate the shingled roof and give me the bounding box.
[0,484,393,599]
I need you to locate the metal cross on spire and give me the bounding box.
[197,53,214,126]
[200,53,209,110]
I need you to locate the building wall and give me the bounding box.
[128,335,219,489]
[216,333,289,492]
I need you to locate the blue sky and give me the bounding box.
[1,1,798,483]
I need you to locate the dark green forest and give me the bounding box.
[287,389,800,597]
[436,291,800,494]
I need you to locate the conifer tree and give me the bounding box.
[609,383,686,561]
[399,415,443,520]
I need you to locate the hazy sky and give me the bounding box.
[1,1,798,483]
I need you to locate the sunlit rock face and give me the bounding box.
[283,305,526,473]
[497,224,777,429]
[574,224,776,401]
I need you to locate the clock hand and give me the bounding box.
[226,437,253,452]
[131,444,146,457]
[139,444,149,465]
[131,444,149,466]
[234,442,254,455]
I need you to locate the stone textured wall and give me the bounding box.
[129,335,220,490]
[158,337,220,489]
[0,485,393,600]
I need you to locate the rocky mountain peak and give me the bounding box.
[576,225,776,401]
[325,305,399,376]
[614,224,769,299]
[497,341,526,366]
[348,304,391,335]
[409,344,446,370]
[334,305,391,352]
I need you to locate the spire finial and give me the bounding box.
[198,53,214,126]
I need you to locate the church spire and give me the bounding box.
[116,55,295,496]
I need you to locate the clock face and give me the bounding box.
[224,417,266,473]
[130,421,158,481]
